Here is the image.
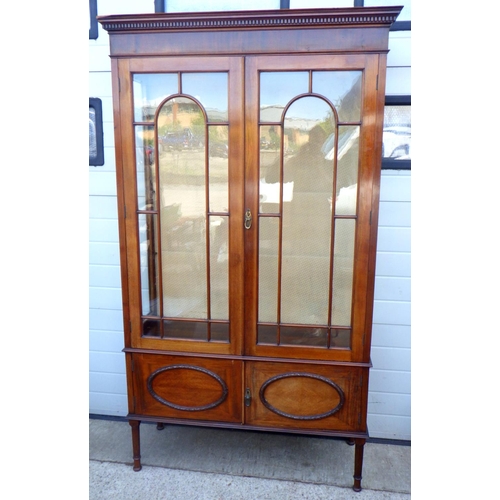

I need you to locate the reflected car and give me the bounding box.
[382,126,411,158]
[209,141,228,158]
[321,128,360,161]
[160,128,202,151]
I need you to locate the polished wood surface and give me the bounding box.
[132,353,243,423]
[245,361,367,432]
[99,6,401,491]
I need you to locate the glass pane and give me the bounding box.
[330,328,351,349]
[291,0,353,7]
[383,105,411,160]
[164,320,207,341]
[133,73,178,122]
[281,97,335,326]
[313,71,362,122]
[157,97,205,152]
[136,126,156,211]
[210,215,229,320]
[139,213,159,316]
[210,323,229,343]
[335,126,360,216]
[182,73,228,122]
[258,324,278,345]
[159,98,208,320]
[142,318,161,338]
[208,126,229,213]
[89,106,97,160]
[260,72,309,122]
[281,326,328,347]
[166,0,280,12]
[332,218,356,327]
[259,125,282,214]
[258,217,279,323]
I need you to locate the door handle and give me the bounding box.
[244,209,252,230]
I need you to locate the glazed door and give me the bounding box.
[244,55,381,362]
[119,54,381,362]
[119,57,245,355]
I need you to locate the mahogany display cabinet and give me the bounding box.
[99,6,401,491]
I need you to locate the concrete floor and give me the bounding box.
[89,417,410,499]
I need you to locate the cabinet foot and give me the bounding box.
[352,438,365,492]
[129,420,142,471]
[156,422,165,430]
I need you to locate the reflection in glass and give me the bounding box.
[210,323,229,343]
[330,328,351,349]
[139,213,159,316]
[135,73,233,341]
[210,215,229,320]
[142,318,161,338]
[258,324,278,345]
[260,72,309,121]
[166,0,279,12]
[164,320,207,341]
[157,97,205,152]
[258,217,279,323]
[256,83,359,347]
[136,126,156,211]
[335,126,359,216]
[208,126,229,213]
[281,97,335,326]
[383,105,411,159]
[259,125,282,214]
[157,94,230,326]
[89,106,97,159]
[159,97,208,320]
[280,326,328,347]
[133,73,178,122]
[312,71,362,122]
[182,73,228,122]
[332,218,355,327]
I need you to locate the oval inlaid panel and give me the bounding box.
[259,372,345,420]
[147,364,228,411]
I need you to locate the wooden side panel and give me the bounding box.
[132,353,243,423]
[245,361,367,432]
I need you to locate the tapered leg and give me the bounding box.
[353,438,366,492]
[129,420,142,471]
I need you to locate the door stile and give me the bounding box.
[227,57,246,356]
[350,55,383,363]
[117,58,144,349]
[243,57,261,358]
[112,57,133,350]
[360,53,387,363]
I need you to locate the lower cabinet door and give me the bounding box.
[245,361,366,432]
[131,353,243,423]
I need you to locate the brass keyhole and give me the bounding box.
[244,388,252,407]
[244,209,252,230]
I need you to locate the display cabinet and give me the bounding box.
[99,6,401,491]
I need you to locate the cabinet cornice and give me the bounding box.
[98,7,401,34]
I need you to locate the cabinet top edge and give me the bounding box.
[98,6,403,34]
